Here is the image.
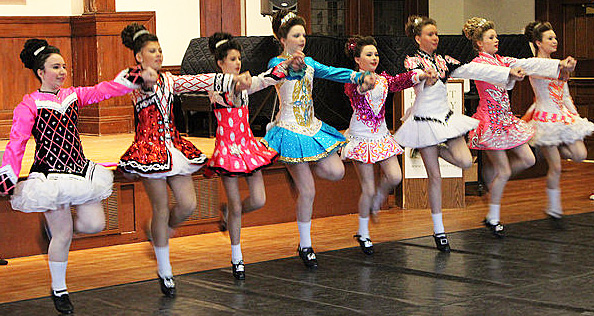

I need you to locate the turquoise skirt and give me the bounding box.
[262,123,346,163]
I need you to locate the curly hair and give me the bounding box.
[463,17,496,52]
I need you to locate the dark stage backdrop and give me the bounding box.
[181,35,533,136]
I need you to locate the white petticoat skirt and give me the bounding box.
[529,116,594,146]
[11,161,113,213]
[131,143,204,179]
[394,113,479,149]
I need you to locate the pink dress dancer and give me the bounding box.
[343,71,421,163]
[0,70,140,211]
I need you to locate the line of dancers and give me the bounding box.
[0,10,591,315]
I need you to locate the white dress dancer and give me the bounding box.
[527,77,594,147]
[394,50,514,148]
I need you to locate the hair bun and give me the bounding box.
[20,38,49,69]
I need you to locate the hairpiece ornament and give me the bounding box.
[348,41,357,52]
[33,46,46,56]
[215,39,229,48]
[477,18,487,27]
[281,12,297,26]
[414,17,422,26]
[133,29,150,41]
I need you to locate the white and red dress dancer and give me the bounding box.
[118,23,246,297]
[205,32,299,280]
[524,21,593,224]
[0,39,149,315]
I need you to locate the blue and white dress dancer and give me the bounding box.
[263,10,375,268]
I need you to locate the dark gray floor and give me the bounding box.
[3,213,594,315]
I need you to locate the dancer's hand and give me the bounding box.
[560,56,577,73]
[234,71,252,92]
[286,51,306,71]
[359,72,377,93]
[510,67,525,81]
[422,68,438,86]
[141,67,158,87]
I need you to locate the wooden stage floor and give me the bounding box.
[0,143,593,307]
[4,214,594,315]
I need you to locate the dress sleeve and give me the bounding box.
[508,57,560,79]
[404,56,423,71]
[73,69,141,107]
[0,101,36,194]
[382,70,421,92]
[247,62,288,95]
[171,73,235,94]
[450,62,511,86]
[344,82,370,115]
[311,58,362,84]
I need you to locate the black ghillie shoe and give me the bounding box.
[433,234,451,253]
[232,261,246,280]
[297,246,318,269]
[483,219,505,238]
[51,290,73,314]
[158,275,176,298]
[353,234,374,255]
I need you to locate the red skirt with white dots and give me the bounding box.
[205,105,278,177]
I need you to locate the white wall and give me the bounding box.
[0,0,82,16]
[116,0,200,66]
[429,0,534,35]
[245,0,274,36]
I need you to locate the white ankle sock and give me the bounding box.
[546,188,562,216]
[231,244,243,264]
[431,213,445,235]
[153,245,173,278]
[297,221,312,248]
[358,216,370,239]
[48,261,68,292]
[487,204,501,224]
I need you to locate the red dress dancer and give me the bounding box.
[119,72,236,177]
[206,70,283,176]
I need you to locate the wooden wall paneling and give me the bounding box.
[402,178,464,209]
[200,0,241,36]
[569,78,594,159]
[298,0,312,31]
[71,12,156,135]
[93,0,116,13]
[404,0,428,19]
[222,0,242,35]
[200,1,223,37]
[346,0,374,36]
[0,200,46,258]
